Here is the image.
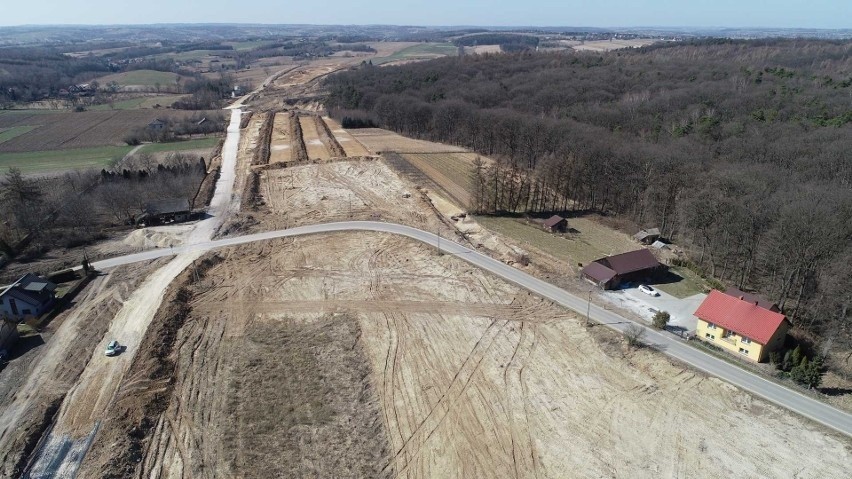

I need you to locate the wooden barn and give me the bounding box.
[581,249,665,289]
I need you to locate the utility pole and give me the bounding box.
[586,289,593,327]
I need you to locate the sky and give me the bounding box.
[1,0,850,29]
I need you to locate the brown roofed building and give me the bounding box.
[542,215,568,233]
[581,249,665,289]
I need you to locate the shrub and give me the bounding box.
[623,324,645,348]
[652,311,670,330]
[789,356,824,389]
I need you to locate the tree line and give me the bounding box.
[0,152,206,261]
[324,39,852,360]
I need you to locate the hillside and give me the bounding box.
[325,39,852,360]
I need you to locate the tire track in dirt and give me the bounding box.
[383,318,508,477]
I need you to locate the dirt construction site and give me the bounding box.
[0,52,850,479]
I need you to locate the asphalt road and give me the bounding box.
[90,220,852,438]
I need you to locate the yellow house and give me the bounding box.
[694,290,790,362]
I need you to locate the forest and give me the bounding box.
[325,39,852,358]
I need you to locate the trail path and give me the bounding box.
[22,108,243,479]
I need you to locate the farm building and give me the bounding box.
[542,215,568,233]
[694,290,790,362]
[581,249,664,289]
[137,198,191,226]
[147,118,167,130]
[0,273,58,321]
[633,228,661,245]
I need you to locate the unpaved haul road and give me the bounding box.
[85,220,852,439]
[22,108,243,479]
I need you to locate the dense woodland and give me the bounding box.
[0,153,207,264]
[326,40,852,357]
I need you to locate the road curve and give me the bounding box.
[91,220,852,438]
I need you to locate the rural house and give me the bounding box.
[580,249,664,289]
[0,273,58,321]
[137,198,192,226]
[542,215,568,233]
[147,118,167,130]
[694,290,790,362]
[633,228,661,245]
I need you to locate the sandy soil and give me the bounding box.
[0,260,166,477]
[78,230,852,478]
[571,39,659,52]
[323,117,372,157]
[299,115,331,160]
[257,160,451,236]
[269,111,291,163]
[350,128,470,154]
[465,45,503,55]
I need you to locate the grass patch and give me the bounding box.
[653,265,708,298]
[0,145,133,174]
[476,215,638,266]
[226,40,274,51]
[96,69,185,87]
[374,42,458,65]
[139,137,220,154]
[88,95,190,111]
[0,126,38,144]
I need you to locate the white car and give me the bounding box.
[105,340,120,357]
[638,284,660,297]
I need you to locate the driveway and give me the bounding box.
[602,285,706,333]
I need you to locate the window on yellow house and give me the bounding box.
[705,333,715,340]
[742,337,751,344]
[707,323,717,330]
[739,348,749,355]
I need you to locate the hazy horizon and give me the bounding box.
[2,0,850,29]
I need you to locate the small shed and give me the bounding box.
[147,118,167,130]
[651,240,669,250]
[633,228,661,245]
[137,198,191,226]
[543,215,568,233]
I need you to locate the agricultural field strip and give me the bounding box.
[0,139,218,174]
[397,152,475,207]
[86,220,852,437]
[0,145,134,174]
[0,110,221,153]
[0,126,37,144]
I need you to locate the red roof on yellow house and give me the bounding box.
[694,290,788,344]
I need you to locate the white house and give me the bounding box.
[0,273,57,321]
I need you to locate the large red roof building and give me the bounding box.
[694,290,790,362]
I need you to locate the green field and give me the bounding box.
[97,70,185,87]
[87,94,189,111]
[374,43,458,65]
[226,40,274,51]
[0,126,38,144]
[0,138,220,175]
[0,145,134,174]
[139,137,220,154]
[653,265,709,298]
[475,216,640,267]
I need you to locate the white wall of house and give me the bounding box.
[0,292,46,320]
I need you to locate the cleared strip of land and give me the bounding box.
[269,112,291,163]
[299,115,331,160]
[323,117,371,157]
